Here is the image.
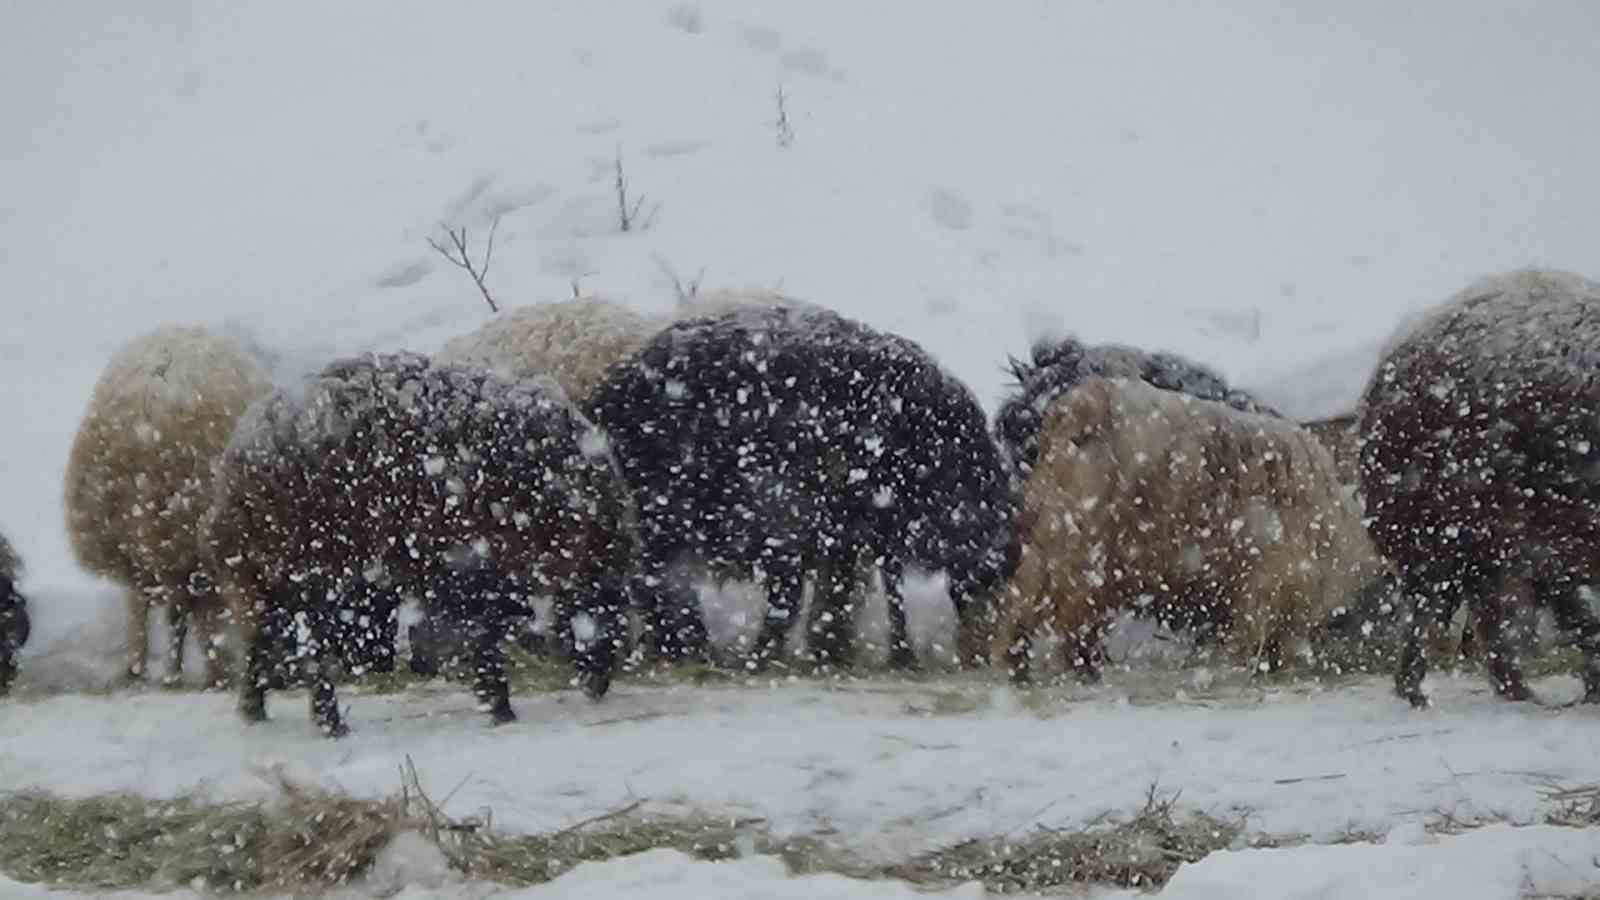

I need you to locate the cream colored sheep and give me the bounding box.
[63,325,272,687]
[994,376,1385,683]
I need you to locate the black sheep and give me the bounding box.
[0,534,29,695]
[995,336,1279,483]
[1359,268,1600,707]
[203,353,636,737]
[588,305,1017,670]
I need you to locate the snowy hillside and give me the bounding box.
[3,0,1600,897]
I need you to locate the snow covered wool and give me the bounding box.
[0,533,28,695]
[202,352,635,737]
[434,296,654,406]
[995,336,1280,483]
[993,376,1384,683]
[1359,267,1600,708]
[589,304,1018,670]
[63,324,273,688]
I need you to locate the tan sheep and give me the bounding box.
[993,376,1385,683]
[434,296,652,405]
[63,325,272,687]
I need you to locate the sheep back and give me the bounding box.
[995,336,1279,483]
[63,325,272,592]
[434,298,654,406]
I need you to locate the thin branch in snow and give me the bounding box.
[427,216,502,313]
[614,149,658,233]
[776,84,795,147]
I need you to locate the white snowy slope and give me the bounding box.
[4,0,1600,897]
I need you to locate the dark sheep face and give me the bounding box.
[995,336,1276,480]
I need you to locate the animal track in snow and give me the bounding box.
[374,261,431,289]
[994,203,1081,259]
[925,188,975,231]
[733,22,847,81]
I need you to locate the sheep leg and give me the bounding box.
[1394,568,1468,708]
[1473,578,1534,702]
[1546,583,1600,703]
[1064,621,1107,684]
[881,558,918,671]
[125,586,154,683]
[308,655,347,739]
[163,599,190,687]
[751,558,805,670]
[571,583,624,701]
[807,545,860,671]
[471,618,516,724]
[995,548,1051,685]
[192,603,229,691]
[237,614,272,724]
[0,593,20,695]
[635,550,707,662]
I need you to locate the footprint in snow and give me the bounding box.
[994,203,1082,259]
[374,261,431,290]
[926,188,975,231]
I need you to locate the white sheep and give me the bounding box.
[63,324,272,687]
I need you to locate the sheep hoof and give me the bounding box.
[1400,689,1430,710]
[159,675,185,691]
[488,706,517,725]
[580,671,611,700]
[321,721,350,739]
[887,648,920,672]
[1492,677,1535,702]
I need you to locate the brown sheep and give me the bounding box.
[63,325,272,687]
[203,353,636,737]
[994,377,1385,683]
[1359,267,1600,707]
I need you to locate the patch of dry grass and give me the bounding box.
[879,785,1241,893]
[0,771,401,894]
[0,771,1245,897]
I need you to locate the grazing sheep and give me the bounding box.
[994,377,1385,684]
[995,336,1279,483]
[589,304,1018,670]
[203,353,635,737]
[63,325,272,687]
[1359,268,1600,707]
[0,534,28,695]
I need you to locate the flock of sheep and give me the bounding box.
[2,267,1598,738]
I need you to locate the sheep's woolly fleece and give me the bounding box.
[997,376,1382,677]
[62,325,272,588]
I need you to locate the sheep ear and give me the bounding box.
[1005,354,1033,384]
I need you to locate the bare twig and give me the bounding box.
[570,271,598,300]
[776,84,794,147]
[655,257,706,305]
[550,798,648,838]
[614,150,657,233]
[1272,773,1348,786]
[584,711,670,728]
[426,216,502,312]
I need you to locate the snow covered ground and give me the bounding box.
[4,0,1600,896]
